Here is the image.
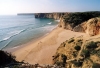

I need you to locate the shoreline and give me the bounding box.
[4,25,58,53]
[12,27,87,64]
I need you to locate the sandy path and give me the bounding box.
[13,27,87,64]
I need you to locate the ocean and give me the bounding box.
[0,15,58,50]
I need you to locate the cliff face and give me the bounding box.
[85,17,100,36]
[72,17,100,36]
[34,13,66,19]
[53,36,100,68]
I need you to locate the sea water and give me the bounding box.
[0,15,58,50]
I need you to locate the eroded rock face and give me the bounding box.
[58,17,73,30]
[85,17,100,36]
[65,17,100,36]
[71,22,86,33]
[72,17,100,36]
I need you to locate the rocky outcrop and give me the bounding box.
[53,36,100,68]
[73,17,100,36]
[85,17,100,36]
[60,17,100,36]
[58,17,73,30]
[73,22,87,32]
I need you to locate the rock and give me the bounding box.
[86,17,100,36]
[73,25,84,32]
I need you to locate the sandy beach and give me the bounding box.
[12,27,87,64]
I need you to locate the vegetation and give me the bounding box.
[68,37,74,43]
[0,50,17,67]
[63,11,100,27]
[61,54,67,64]
[74,61,83,67]
[92,63,100,68]
[55,61,65,67]
[60,42,66,47]
[81,49,90,58]
[74,45,81,51]
[86,41,98,49]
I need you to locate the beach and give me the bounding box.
[12,27,87,64]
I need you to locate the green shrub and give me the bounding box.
[81,49,90,58]
[91,50,97,55]
[68,38,74,43]
[75,61,83,67]
[61,54,67,63]
[92,63,100,68]
[55,61,65,67]
[96,50,100,56]
[86,41,97,49]
[72,60,83,67]
[72,51,77,57]
[74,45,81,51]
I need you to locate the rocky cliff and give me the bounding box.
[53,36,100,68]
[34,13,67,19]
[72,17,100,36]
[34,12,100,36]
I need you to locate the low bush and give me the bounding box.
[68,38,74,43]
[74,45,81,51]
[92,63,100,68]
[55,61,65,67]
[81,49,90,58]
[86,41,97,49]
[72,60,83,67]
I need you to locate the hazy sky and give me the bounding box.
[0,0,100,15]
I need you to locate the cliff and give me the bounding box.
[53,36,100,68]
[59,12,100,31]
[34,13,67,19]
[34,11,100,36]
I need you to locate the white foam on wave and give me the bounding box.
[12,46,20,49]
[3,36,11,41]
[42,25,58,31]
[47,22,52,25]
[2,29,26,41]
[8,30,24,35]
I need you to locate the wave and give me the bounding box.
[47,22,52,25]
[42,25,58,31]
[1,39,12,50]
[0,29,27,43]
[0,29,27,50]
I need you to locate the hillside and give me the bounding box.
[53,35,100,68]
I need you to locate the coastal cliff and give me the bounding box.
[35,12,100,36]
[34,13,67,19]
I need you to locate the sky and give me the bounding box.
[0,0,100,15]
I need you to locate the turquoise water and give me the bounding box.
[0,15,58,50]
